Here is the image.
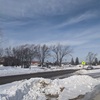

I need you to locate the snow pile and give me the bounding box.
[58,75,100,100]
[75,69,89,74]
[0,75,100,100]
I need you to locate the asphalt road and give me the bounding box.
[0,69,78,85]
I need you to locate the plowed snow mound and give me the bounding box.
[0,75,100,100]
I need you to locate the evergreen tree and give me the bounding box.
[95,58,98,65]
[75,57,79,65]
[71,58,74,65]
[99,61,100,65]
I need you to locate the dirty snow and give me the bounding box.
[0,75,100,100]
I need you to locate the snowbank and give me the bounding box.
[0,75,100,100]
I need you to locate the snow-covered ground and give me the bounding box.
[0,66,49,77]
[1,65,100,100]
[76,65,100,75]
[76,69,100,75]
[0,65,81,77]
[0,65,100,77]
[0,75,100,100]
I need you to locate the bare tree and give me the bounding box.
[4,47,14,66]
[0,31,4,58]
[36,44,50,67]
[26,44,37,68]
[12,46,24,67]
[0,30,3,44]
[0,48,3,65]
[52,44,72,66]
[13,44,36,68]
[86,52,97,66]
[3,44,36,67]
[5,47,13,57]
[0,48,3,58]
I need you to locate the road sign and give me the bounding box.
[82,61,86,65]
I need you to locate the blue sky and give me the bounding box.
[0,0,100,61]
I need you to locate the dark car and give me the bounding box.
[87,66,94,70]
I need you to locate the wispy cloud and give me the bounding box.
[44,25,100,47]
[39,40,87,46]
[0,0,99,31]
[5,38,87,49]
[4,24,100,48]
[54,11,98,29]
[74,26,100,41]
[0,0,95,19]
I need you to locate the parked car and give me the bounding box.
[87,66,93,70]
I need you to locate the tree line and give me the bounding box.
[0,44,73,68]
[70,52,100,66]
[71,57,80,65]
[86,52,100,66]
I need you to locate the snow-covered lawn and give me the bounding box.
[0,75,100,100]
[0,65,80,77]
[76,69,100,75]
[0,65,100,77]
[76,65,100,75]
[0,66,49,77]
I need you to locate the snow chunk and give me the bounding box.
[0,75,100,100]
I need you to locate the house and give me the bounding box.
[31,61,40,66]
